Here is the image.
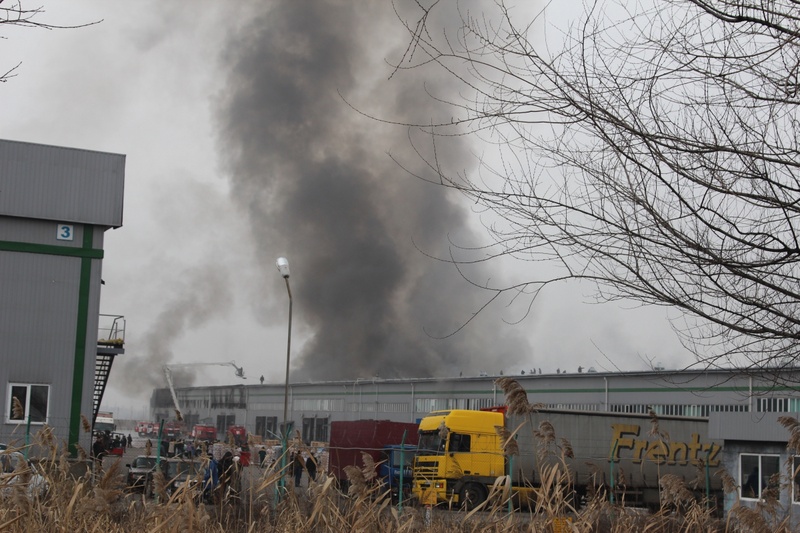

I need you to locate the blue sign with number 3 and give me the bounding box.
[57,224,74,241]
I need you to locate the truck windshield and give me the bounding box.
[417,431,445,455]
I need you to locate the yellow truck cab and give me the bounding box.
[412,409,516,508]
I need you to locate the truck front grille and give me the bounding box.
[414,460,439,478]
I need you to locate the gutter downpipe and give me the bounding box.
[411,382,415,423]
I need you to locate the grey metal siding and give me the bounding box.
[162,368,800,445]
[0,139,125,227]
[708,412,792,442]
[0,250,80,443]
[0,215,87,248]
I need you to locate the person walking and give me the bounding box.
[306,452,317,483]
[91,434,106,479]
[92,435,105,464]
[203,456,220,504]
[293,452,304,488]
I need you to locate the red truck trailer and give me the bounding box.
[328,420,419,490]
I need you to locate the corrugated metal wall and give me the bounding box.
[0,139,124,226]
[0,216,89,248]
[0,250,80,441]
[0,139,125,453]
[162,369,799,438]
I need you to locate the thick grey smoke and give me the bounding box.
[216,1,530,379]
[109,266,233,394]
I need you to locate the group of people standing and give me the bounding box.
[92,431,134,461]
[291,451,317,487]
[202,450,242,504]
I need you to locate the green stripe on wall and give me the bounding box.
[68,227,94,455]
[0,239,103,259]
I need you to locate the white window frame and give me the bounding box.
[6,383,50,425]
[740,453,781,501]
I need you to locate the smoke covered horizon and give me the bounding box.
[216,1,531,380]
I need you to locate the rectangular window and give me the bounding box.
[794,457,800,504]
[301,416,328,443]
[757,397,789,412]
[448,433,471,452]
[216,414,235,435]
[741,453,780,500]
[255,416,278,440]
[183,413,199,428]
[7,383,49,424]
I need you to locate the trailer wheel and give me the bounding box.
[459,483,486,510]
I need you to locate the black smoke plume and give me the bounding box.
[216,1,529,380]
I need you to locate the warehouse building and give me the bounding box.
[156,366,800,522]
[154,367,797,443]
[0,139,125,454]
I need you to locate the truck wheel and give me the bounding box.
[459,483,486,510]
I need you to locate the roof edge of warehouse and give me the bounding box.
[174,365,800,390]
[0,138,125,228]
[0,137,126,158]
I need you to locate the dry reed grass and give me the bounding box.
[0,397,795,532]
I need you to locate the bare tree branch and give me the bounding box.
[391,0,800,370]
[0,2,101,83]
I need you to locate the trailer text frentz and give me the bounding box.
[610,423,721,466]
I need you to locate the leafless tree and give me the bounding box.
[1,2,99,83]
[390,0,800,371]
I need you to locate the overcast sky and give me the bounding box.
[1,1,693,418]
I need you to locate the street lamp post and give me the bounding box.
[276,257,292,438]
[276,257,292,499]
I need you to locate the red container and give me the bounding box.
[328,420,419,483]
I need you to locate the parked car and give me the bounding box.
[126,455,160,494]
[164,458,202,498]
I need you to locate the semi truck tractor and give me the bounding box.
[412,407,722,510]
[328,420,419,495]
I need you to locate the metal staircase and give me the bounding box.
[93,315,126,425]
[92,352,116,425]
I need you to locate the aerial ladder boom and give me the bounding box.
[162,361,246,421]
[163,366,183,421]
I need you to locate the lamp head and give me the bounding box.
[276,257,290,278]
